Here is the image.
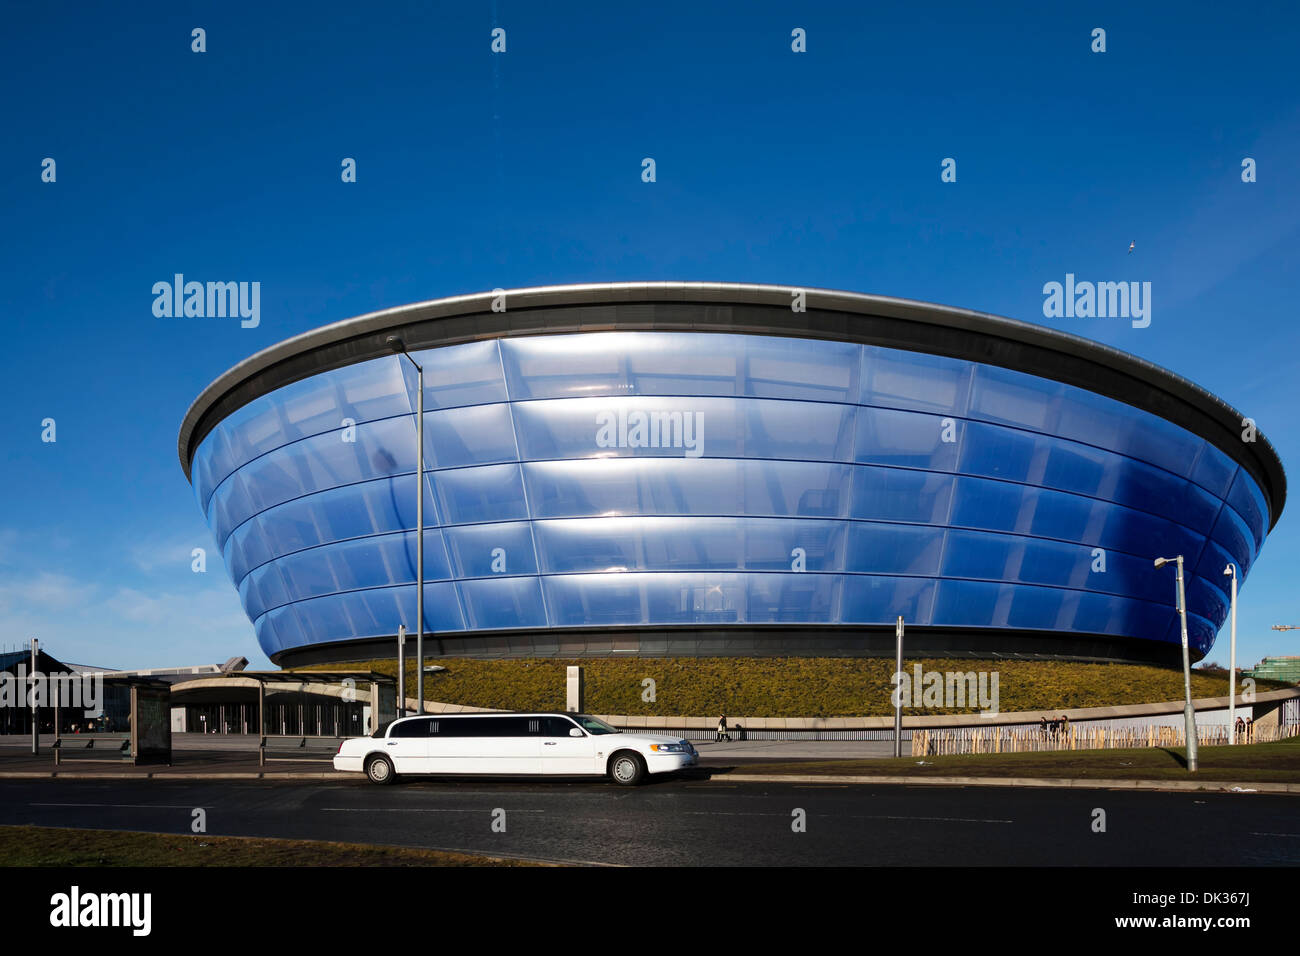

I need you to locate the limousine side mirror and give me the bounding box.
[569,728,585,738]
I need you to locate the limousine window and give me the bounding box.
[391,718,435,737]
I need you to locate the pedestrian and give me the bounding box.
[716,715,730,742]
[1040,716,1048,736]
[735,722,746,741]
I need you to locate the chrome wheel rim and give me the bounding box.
[614,757,636,782]
[370,759,389,782]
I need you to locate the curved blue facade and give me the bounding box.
[188,326,1272,664]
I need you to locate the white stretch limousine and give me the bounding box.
[334,712,699,785]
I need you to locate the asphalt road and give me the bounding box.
[2,776,1298,866]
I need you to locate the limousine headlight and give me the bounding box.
[649,743,689,754]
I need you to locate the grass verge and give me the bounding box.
[309,656,1288,718]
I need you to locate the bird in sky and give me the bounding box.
[1128,240,1135,254]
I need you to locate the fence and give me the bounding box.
[912,721,1300,757]
[628,727,909,742]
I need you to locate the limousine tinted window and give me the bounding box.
[391,718,435,737]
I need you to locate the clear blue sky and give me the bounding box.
[2,1,1297,671]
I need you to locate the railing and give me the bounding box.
[912,722,1300,756]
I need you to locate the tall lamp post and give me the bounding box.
[1155,555,1197,771]
[1224,564,1238,744]
[387,336,425,716]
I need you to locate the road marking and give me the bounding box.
[680,810,1012,823]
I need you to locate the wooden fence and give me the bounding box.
[911,722,1300,756]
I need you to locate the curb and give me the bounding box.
[0,771,353,781]
[720,773,1300,793]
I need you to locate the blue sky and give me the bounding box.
[2,1,1298,671]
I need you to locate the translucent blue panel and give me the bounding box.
[255,603,303,656]
[968,364,1061,433]
[224,475,435,584]
[861,346,972,416]
[1189,444,1237,500]
[1053,388,1203,485]
[398,339,508,410]
[1225,469,1267,548]
[957,421,1220,533]
[432,463,527,524]
[941,530,1167,603]
[421,403,519,469]
[1193,539,1238,602]
[194,356,410,507]
[240,561,291,621]
[501,332,862,403]
[456,577,547,630]
[512,396,855,463]
[534,517,848,574]
[746,574,839,623]
[210,416,417,544]
[744,462,856,518]
[844,523,944,575]
[1209,505,1257,577]
[544,572,759,626]
[543,573,649,626]
[840,576,936,624]
[284,581,465,649]
[854,407,961,470]
[849,467,953,524]
[260,531,452,615]
[967,363,1240,501]
[932,579,1173,638]
[444,522,538,577]
[524,458,857,519]
[948,476,1203,560]
[1160,609,1219,658]
[1184,574,1229,630]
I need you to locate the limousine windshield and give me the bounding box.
[574,715,619,735]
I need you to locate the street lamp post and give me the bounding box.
[1224,564,1238,744]
[387,336,425,716]
[1155,556,1198,771]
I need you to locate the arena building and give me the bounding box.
[177,283,1285,667]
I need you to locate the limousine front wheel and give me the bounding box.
[365,754,396,785]
[608,751,646,786]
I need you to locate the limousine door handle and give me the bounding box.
[543,741,557,746]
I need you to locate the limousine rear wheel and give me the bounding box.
[365,754,396,785]
[609,751,646,786]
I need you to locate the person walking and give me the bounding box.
[716,715,730,742]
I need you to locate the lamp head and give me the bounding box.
[385,335,407,354]
[1154,557,1169,569]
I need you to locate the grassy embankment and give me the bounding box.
[309,656,1286,718]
